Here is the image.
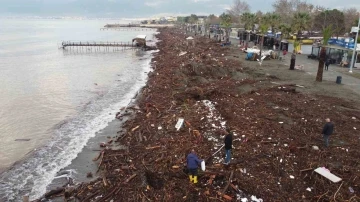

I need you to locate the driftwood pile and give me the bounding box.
[35,28,360,202]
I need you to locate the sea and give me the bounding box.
[0,18,157,201]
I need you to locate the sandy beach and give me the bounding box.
[35,27,360,202]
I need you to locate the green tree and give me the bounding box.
[189,14,198,24]
[208,14,220,25]
[279,24,292,39]
[314,9,345,38]
[316,25,333,82]
[278,24,292,56]
[292,12,311,37]
[220,13,232,42]
[264,13,281,34]
[241,12,258,46]
[259,16,270,57]
[241,12,257,31]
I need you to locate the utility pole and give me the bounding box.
[349,13,360,73]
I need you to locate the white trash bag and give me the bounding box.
[201,160,206,171]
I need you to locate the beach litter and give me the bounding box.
[34,27,360,202]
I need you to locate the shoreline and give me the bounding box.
[34,27,360,201]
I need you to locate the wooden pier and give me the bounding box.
[60,35,155,52]
[61,41,136,48]
[100,28,154,31]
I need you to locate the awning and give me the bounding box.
[321,44,360,51]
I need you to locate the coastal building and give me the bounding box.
[165,16,176,23]
[310,38,360,68]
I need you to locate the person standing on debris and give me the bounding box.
[186,149,202,184]
[224,129,233,165]
[325,58,330,71]
[322,118,334,147]
[289,50,296,70]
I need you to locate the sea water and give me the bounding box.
[0,18,156,201]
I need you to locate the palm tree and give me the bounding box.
[241,12,258,45]
[292,12,311,53]
[264,13,281,34]
[278,24,292,57]
[259,16,270,58]
[292,13,311,35]
[279,24,291,39]
[316,25,333,82]
[220,13,232,42]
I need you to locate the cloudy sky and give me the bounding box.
[0,0,359,17]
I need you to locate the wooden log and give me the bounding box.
[103,177,108,187]
[145,146,161,150]
[44,187,65,198]
[96,151,105,173]
[93,151,103,161]
[300,168,313,172]
[230,183,241,193]
[124,174,137,183]
[221,171,234,196]
[131,125,140,132]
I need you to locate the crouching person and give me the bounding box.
[186,149,202,184]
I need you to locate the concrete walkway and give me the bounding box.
[289,54,360,95]
[228,37,360,96]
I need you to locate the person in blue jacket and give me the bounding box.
[186,149,202,184]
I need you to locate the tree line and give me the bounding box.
[182,0,359,41]
[180,0,360,83]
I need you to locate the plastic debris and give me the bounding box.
[175,118,184,131]
[312,146,319,150]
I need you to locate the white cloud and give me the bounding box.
[218,4,231,10]
[193,0,212,2]
[145,0,165,7]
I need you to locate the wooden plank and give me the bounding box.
[314,167,342,183]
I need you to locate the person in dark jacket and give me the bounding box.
[186,149,202,184]
[325,58,330,71]
[224,129,233,164]
[289,50,296,70]
[322,118,334,147]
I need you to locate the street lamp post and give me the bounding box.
[349,13,360,73]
